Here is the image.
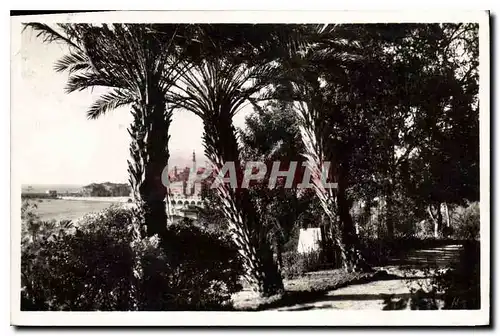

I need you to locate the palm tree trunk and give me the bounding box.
[203,114,283,296]
[300,151,369,272]
[296,102,370,272]
[128,95,171,236]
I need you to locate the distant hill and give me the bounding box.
[82,182,131,197]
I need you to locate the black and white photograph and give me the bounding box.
[10,10,490,326]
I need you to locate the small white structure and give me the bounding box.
[297,227,323,254]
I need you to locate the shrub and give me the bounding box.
[21,207,138,310]
[359,235,469,267]
[452,202,480,240]
[281,250,323,280]
[145,223,243,310]
[358,237,419,266]
[21,206,243,311]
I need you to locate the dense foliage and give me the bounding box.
[26,23,481,298]
[452,202,480,240]
[281,250,323,280]
[81,182,131,197]
[21,204,243,311]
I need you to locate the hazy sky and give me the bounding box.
[14,27,251,185]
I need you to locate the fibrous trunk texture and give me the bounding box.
[202,113,284,296]
[296,101,371,272]
[127,92,171,237]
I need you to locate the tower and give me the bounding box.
[191,150,197,178]
[191,150,197,195]
[184,150,197,197]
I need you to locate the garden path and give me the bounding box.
[273,244,463,311]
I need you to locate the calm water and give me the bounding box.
[22,184,84,194]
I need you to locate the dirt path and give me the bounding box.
[273,244,463,311]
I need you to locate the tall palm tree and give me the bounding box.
[169,41,284,295]
[290,80,371,272]
[261,24,377,271]
[25,23,186,235]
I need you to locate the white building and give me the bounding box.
[166,150,206,222]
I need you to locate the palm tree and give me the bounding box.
[169,32,285,295]
[260,24,377,271]
[291,80,371,272]
[25,23,186,235]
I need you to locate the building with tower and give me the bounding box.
[166,150,211,222]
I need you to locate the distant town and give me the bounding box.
[22,151,207,201]
[21,182,132,199]
[21,152,209,222]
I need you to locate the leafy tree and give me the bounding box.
[263,24,388,271]
[239,100,317,271]
[395,24,479,237]
[276,23,479,245]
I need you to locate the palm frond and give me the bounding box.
[65,73,125,93]
[23,23,81,50]
[58,219,74,230]
[87,89,135,119]
[53,51,91,73]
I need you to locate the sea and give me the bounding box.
[21,184,85,194]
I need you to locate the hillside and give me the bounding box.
[82,182,131,197]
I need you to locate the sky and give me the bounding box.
[14,27,251,185]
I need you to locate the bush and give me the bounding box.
[282,225,301,253]
[452,202,480,240]
[146,223,243,310]
[281,250,323,280]
[21,207,139,310]
[359,235,472,267]
[21,206,243,311]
